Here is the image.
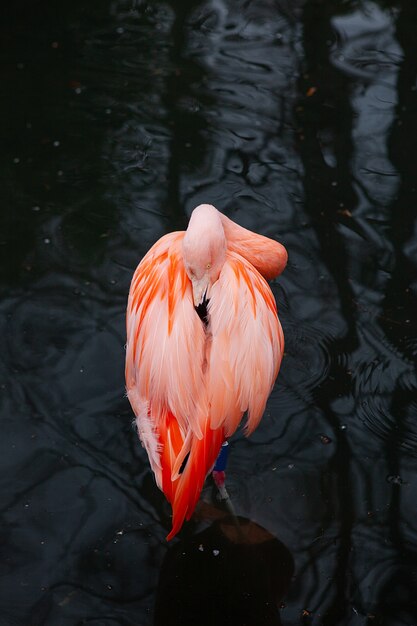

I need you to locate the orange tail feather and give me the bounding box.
[160,412,184,504]
[160,415,224,540]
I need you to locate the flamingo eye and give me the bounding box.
[206,263,212,270]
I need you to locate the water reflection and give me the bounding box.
[154,509,294,626]
[1,0,417,624]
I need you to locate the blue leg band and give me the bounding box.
[213,441,229,472]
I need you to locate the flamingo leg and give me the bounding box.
[212,440,230,497]
[212,441,234,508]
[211,442,246,540]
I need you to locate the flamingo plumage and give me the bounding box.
[125,204,287,539]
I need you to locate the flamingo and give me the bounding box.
[125,204,287,539]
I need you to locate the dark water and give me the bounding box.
[1,1,417,624]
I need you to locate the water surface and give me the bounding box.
[1,1,417,624]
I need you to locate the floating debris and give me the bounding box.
[386,475,406,486]
[320,434,332,445]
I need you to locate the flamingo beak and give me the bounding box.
[191,277,210,307]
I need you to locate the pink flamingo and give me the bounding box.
[125,204,287,539]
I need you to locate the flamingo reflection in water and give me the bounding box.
[125,204,287,539]
[154,510,294,626]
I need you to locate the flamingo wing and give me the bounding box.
[125,232,224,538]
[208,251,284,437]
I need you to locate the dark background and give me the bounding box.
[1,0,417,624]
